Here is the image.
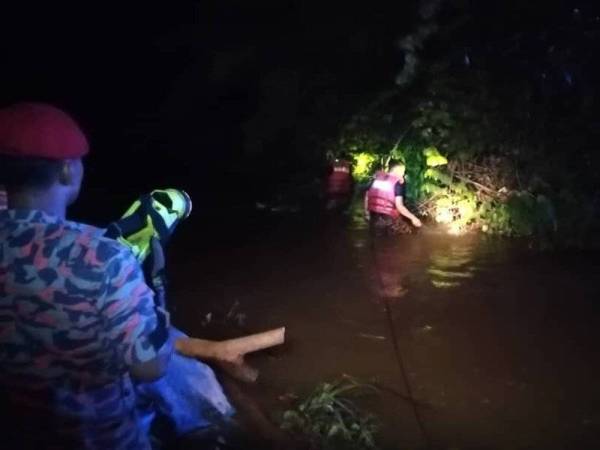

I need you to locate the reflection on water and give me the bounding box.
[427,239,478,289]
[366,235,425,301]
[352,237,367,249]
[350,213,480,298]
[348,197,369,231]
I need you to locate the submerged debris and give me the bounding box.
[357,333,387,341]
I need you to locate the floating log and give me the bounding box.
[175,327,285,383]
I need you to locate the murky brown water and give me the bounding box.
[168,201,600,450]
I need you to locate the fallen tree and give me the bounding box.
[175,327,286,383]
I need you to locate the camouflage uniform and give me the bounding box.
[0,209,171,449]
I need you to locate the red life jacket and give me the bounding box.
[367,171,401,218]
[327,160,353,195]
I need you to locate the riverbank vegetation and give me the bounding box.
[280,377,380,450]
[326,1,600,249]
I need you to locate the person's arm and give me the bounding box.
[129,351,170,382]
[395,196,422,227]
[101,246,173,382]
[394,182,421,227]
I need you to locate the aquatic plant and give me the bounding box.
[280,377,380,450]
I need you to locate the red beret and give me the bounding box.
[0,102,89,160]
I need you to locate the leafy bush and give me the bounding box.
[340,138,555,238]
[351,152,379,183]
[327,44,598,246]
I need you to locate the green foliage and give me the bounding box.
[337,129,555,237]
[479,200,512,235]
[319,0,600,248]
[423,146,448,167]
[280,378,380,450]
[419,164,480,234]
[329,53,598,243]
[351,152,378,182]
[338,128,388,157]
[422,165,557,237]
[480,193,558,237]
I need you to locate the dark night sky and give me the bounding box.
[0,3,402,179]
[0,1,598,216]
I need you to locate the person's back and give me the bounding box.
[0,209,163,449]
[0,103,171,449]
[327,159,353,196]
[364,162,422,234]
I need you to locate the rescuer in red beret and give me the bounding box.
[0,102,174,449]
[0,102,89,216]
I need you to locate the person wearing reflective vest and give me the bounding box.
[327,158,353,196]
[364,161,422,231]
[0,103,234,449]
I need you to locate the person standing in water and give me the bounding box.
[325,154,354,211]
[364,160,422,235]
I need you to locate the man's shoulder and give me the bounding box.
[394,180,405,195]
[1,212,140,287]
[10,215,137,269]
[61,219,136,264]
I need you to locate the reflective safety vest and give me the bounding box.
[367,172,401,218]
[327,160,353,195]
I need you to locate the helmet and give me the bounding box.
[105,188,192,262]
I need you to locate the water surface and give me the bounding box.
[170,202,600,449]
